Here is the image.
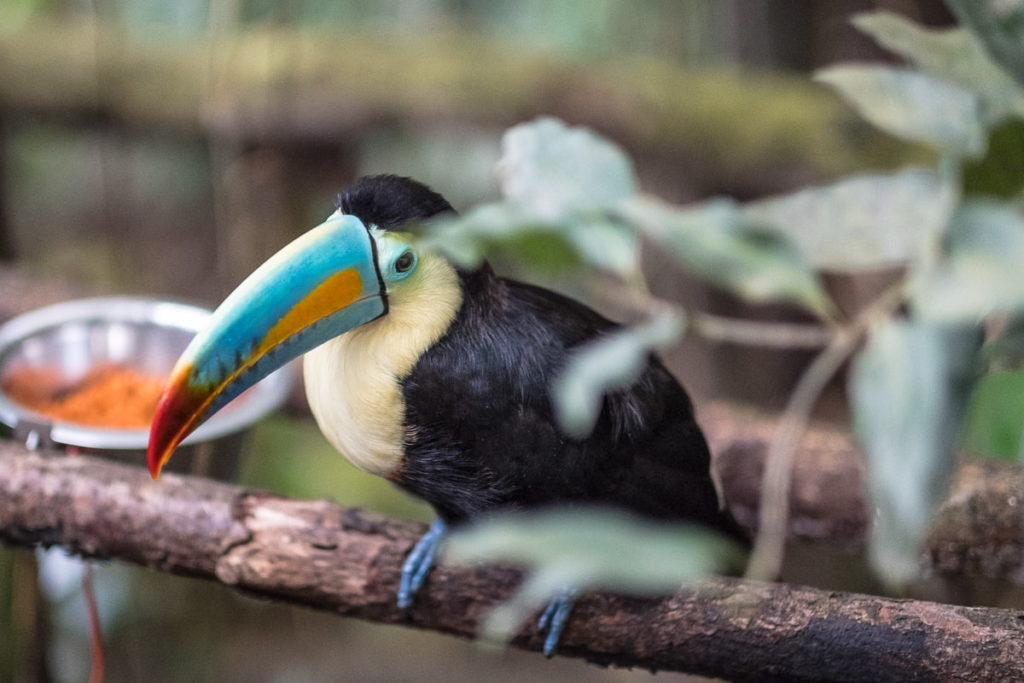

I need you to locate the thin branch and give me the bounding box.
[689,310,834,349]
[744,327,861,579]
[746,286,905,581]
[593,282,835,350]
[1,443,1023,682]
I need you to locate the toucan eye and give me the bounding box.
[394,250,415,273]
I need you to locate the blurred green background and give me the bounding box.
[0,1,949,681]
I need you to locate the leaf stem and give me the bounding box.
[690,311,834,349]
[593,284,836,350]
[745,285,905,581]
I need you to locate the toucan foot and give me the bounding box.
[537,588,579,657]
[397,519,448,610]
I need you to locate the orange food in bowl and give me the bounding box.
[2,364,165,429]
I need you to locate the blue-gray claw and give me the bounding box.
[538,588,579,656]
[397,519,448,610]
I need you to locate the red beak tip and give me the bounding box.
[146,441,168,480]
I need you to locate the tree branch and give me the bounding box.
[706,401,1024,584]
[2,441,1023,682]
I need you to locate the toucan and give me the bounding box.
[147,174,747,655]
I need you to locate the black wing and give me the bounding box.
[399,270,745,542]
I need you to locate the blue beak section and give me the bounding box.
[148,213,386,476]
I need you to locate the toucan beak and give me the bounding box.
[147,213,386,478]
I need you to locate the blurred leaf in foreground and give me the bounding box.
[853,11,1024,124]
[962,370,1024,461]
[946,0,1024,90]
[850,320,980,588]
[912,201,1024,321]
[422,204,581,271]
[552,312,685,438]
[623,196,833,318]
[445,507,741,645]
[815,65,986,158]
[744,169,957,271]
[499,117,638,220]
[422,202,635,276]
[421,118,640,277]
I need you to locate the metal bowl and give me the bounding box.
[0,297,294,476]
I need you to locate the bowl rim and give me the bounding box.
[0,296,294,449]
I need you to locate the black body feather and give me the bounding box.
[337,175,747,545]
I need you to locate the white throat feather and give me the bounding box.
[303,248,462,477]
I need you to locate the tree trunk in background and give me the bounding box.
[733,0,954,73]
[735,0,818,71]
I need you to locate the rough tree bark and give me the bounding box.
[703,401,1024,584]
[1,442,1023,682]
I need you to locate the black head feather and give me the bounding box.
[336,175,456,230]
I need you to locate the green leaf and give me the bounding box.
[622,196,833,318]
[853,11,1024,124]
[963,117,1024,198]
[422,203,636,276]
[552,312,685,438]
[815,65,986,158]
[849,320,980,588]
[962,370,1024,460]
[744,169,957,271]
[424,204,578,270]
[912,201,1024,321]
[499,117,638,220]
[946,0,1024,90]
[445,507,740,645]
[418,118,642,277]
